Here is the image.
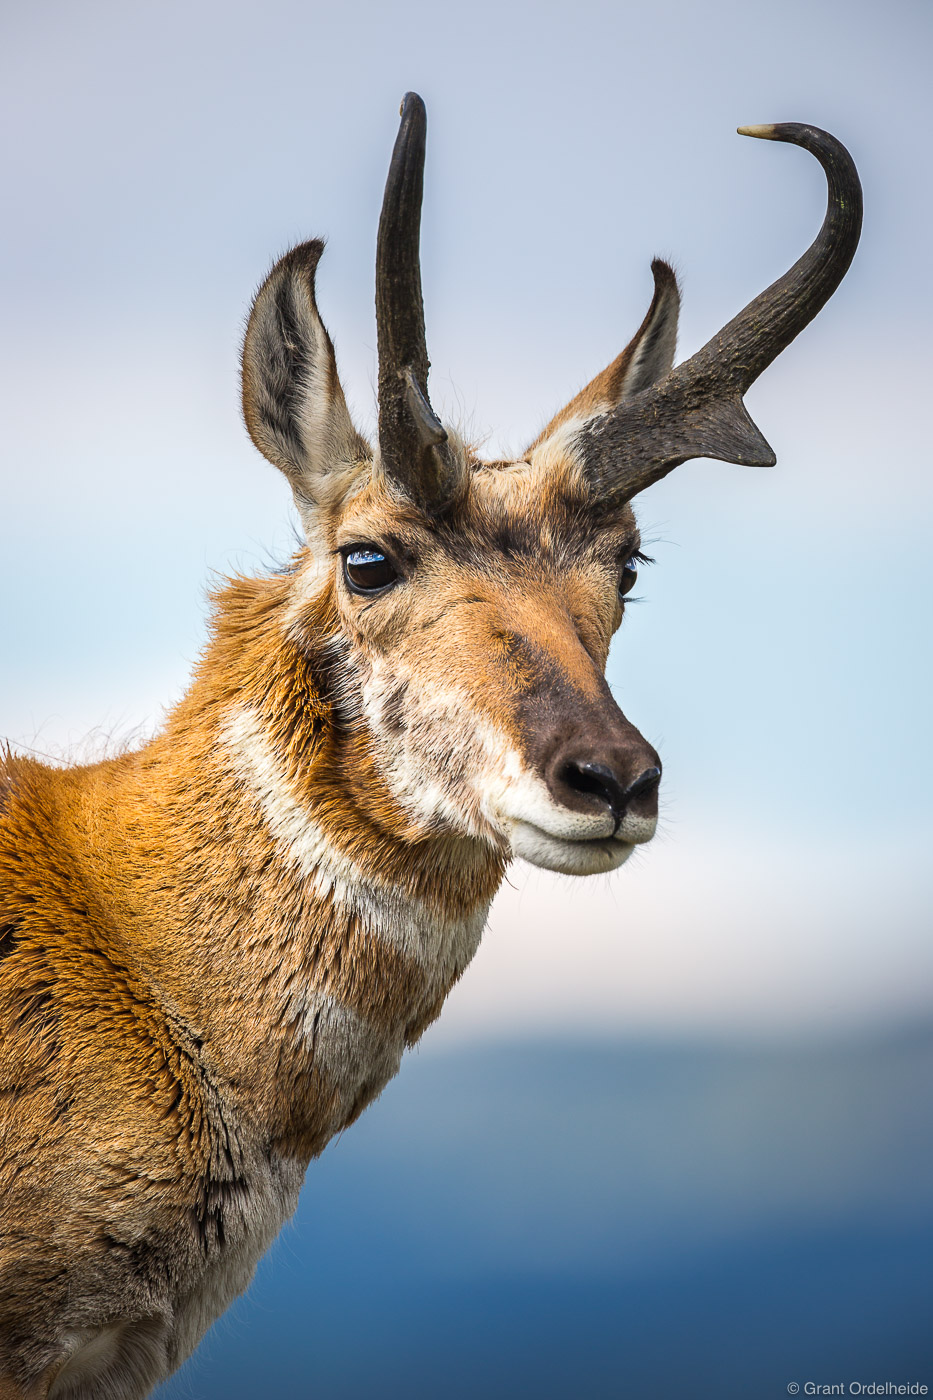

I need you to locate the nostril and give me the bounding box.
[622,766,662,805]
[560,761,628,818]
[558,761,662,828]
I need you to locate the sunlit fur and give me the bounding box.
[0,242,677,1397]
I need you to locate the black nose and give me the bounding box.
[560,760,661,826]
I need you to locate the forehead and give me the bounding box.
[339,453,638,567]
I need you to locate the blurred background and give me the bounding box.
[2,0,931,1394]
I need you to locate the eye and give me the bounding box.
[619,556,639,598]
[618,548,652,600]
[343,546,399,594]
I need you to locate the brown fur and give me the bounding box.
[1,182,674,1395]
[0,455,652,1390]
[0,99,861,1397]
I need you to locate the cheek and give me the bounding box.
[357,656,511,837]
[335,588,415,657]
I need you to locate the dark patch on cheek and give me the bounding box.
[380,679,409,736]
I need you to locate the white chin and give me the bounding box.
[510,821,635,876]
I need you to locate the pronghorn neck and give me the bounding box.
[129,563,504,1156]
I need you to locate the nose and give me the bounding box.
[545,718,662,830]
[559,760,662,827]
[499,613,662,837]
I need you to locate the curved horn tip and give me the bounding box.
[737,124,778,140]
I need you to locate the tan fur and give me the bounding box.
[0,195,671,1395]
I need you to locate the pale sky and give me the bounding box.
[2,0,931,1041]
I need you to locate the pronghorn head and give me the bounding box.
[241,95,860,878]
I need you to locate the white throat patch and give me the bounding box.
[220,703,490,980]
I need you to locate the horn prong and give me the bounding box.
[403,368,448,448]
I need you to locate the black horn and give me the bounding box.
[375,93,466,511]
[575,123,863,502]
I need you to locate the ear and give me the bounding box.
[241,240,371,537]
[527,259,680,453]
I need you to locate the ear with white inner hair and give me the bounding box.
[526,259,680,453]
[241,239,371,541]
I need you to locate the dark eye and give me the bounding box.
[343,547,399,594]
[618,548,652,599]
[619,556,639,597]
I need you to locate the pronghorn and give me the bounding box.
[0,94,860,1398]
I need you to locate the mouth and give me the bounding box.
[509,820,637,876]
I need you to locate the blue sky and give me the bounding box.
[2,0,931,1042]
